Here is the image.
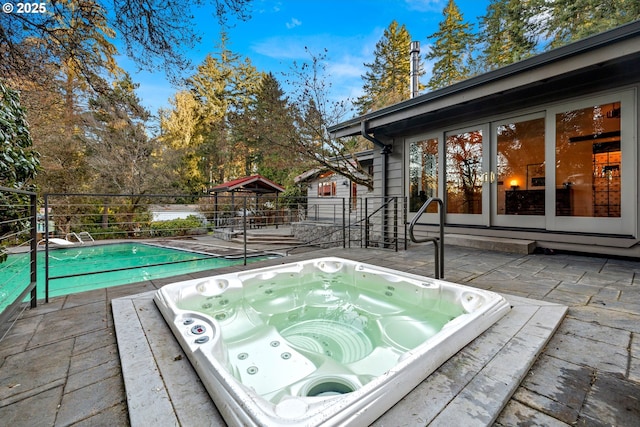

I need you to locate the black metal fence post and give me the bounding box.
[403,197,408,251]
[342,198,346,248]
[243,196,247,265]
[393,197,398,252]
[29,192,37,308]
[364,198,369,248]
[44,194,50,303]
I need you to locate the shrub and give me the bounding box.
[149,215,205,237]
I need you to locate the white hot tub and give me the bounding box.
[154,257,510,426]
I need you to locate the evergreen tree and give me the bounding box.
[188,36,262,185]
[0,80,40,245]
[478,0,539,71]
[250,73,301,186]
[355,20,416,114]
[0,80,39,189]
[1,0,254,196]
[85,74,157,195]
[426,0,476,91]
[158,91,205,193]
[159,34,263,192]
[16,0,121,195]
[538,0,640,48]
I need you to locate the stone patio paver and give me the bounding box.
[0,239,639,426]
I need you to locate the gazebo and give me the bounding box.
[209,175,285,229]
[209,175,285,194]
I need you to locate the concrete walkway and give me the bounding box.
[1,242,639,426]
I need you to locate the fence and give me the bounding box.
[364,196,406,251]
[0,186,37,342]
[41,193,402,249]
[290,196,404,250]
[0,190,404,340]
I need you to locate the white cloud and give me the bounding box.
[286,18,302,29]
[251,36,309,60]
[249,26,406,106]
[327,61,363,80]
[404,0,446,13]
[326,57,366,100]
[253,0,281,14]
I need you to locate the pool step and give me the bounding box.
[231,231,304,246]
[413,233,537,254]
[445,234,537,254]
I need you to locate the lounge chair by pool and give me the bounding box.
[38,237,75,247]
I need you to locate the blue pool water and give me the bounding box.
[0,243,273,312]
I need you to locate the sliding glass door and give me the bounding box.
[408,134,440,220]
[445,125,489,225]
[405,89,635,236]
[492,113,546,228]
[547,90,634,235]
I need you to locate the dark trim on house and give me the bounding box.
[329,20,640,138]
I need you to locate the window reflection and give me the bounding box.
[446,130,483,214]
[409,138,438,212]
[555,103,621,217]
[497,117,545,216]
[318,181,336,197]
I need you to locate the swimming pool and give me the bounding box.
[155,257,510,426]
[0,243,273,312]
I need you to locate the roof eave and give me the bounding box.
[329,20,640,138]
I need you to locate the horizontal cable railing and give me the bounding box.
[1,191,403,339]
[364,197,402,251]
[0,186,37,342]
[39,193,306,301]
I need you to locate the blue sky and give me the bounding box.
[119,0,490,116]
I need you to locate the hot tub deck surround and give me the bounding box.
[149,257,513,426]
[1,243,640,426]
[116,287,560,426]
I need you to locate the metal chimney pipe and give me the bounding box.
[410,41,420,98]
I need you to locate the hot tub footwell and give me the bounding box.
[113,290,567,426]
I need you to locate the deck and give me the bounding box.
[1,240,639,425]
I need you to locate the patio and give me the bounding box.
[1,240,639,425]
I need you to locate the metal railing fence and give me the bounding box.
[0,191,404,340]
[0,186,37,342]
[364,196,405,251]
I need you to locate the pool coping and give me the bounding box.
[112,291,567,426]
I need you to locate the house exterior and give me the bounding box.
[329,21,640,257]
[294,150,374,222]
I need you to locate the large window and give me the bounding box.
[555,102,621,217]
[409,137,438,212]
[404,89,635,236]
[446,129,483,214]
[497,116,546,216]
